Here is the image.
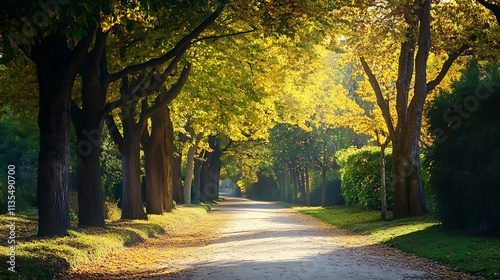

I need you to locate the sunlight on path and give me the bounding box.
[66,197,479,280]
[171,197,477,280]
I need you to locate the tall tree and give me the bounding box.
[336,0,494,217]
[107,64,191,219]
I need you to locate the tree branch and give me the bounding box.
[426,44,469,93]
[107,4,225,83]
[192,29,256,43]
[139,98,150,147]
[104,114,124,153]
[476,0,500,24]
[101,45,188,118]
[359,56,395,136]
[136,64,192,136]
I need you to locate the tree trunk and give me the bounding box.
[31,35,80,236]
[120,103,147,220]
[392,0,430,218]
[380,145,387,219]
[200,136,222,202]
[173,151,184,205]
[75,125,105,227]
[73,33,108,227]
[321,166,327,208]
[284,170,289,203]
[194,156,202,202]
[304,166,311,207]
[143,111,164,214]
[163,107,175,211]
[183,145,197,205]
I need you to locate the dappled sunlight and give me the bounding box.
[370,222,438,243]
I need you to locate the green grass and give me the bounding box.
[283,204,500,279]
[0,204,211,280]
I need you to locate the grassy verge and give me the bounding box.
[0,204,212,279]
[281,203,500,279]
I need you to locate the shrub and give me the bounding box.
[336,146,393,210]
[103,196,121,220]
[425,61,500,232]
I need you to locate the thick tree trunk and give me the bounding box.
[31,35,82,236]
[392,0,430,218]
[73,36,107,227]
[392,135,427,217]
[120,103,147,220]
[75,125,105,227]
[200,136,223,202]
[201,161,221,201]
[163,107,175,211]
[173,152,184,204]
[143,111,164,214]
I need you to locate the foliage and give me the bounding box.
[336,146,392,210]
[0,109,39,213]
[288,205,500,279]
[425,61,500,232]
[245,169,280,201]
[100,125,123,200]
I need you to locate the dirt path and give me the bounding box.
[67,197,477,279]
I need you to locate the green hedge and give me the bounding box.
[336,146,392,210]
[425,61,500,232]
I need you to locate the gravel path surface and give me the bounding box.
[67,196,478,279]
[172,197,477,280]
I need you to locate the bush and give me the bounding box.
[425,61,500,232]
[336,146,393,210]
[103,197,121,220]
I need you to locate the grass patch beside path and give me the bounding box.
[281,204,500,279]
[0,204,212,280]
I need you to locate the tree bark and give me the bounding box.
[290,165,299,203]
[321,166,327,208]
[74,125,105,227]
[183,133,202,205]
[304,165,311,207]
[380,145,387,220]
[200,136,222,202]
[284,170,289,203]
[193,155,202,201]
[173,151,184,205]
[120,101,147,220]
[163,107,175,211]
[183,145,197,205]
[31,33,90,236]
[143,110,165,214]
[72,29,108,227]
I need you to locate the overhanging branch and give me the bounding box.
[192,29,256,43]
[359,56,396,136]
[426,44,469,93]
[107,4,225,83]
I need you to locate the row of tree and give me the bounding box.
[2,0,500,236]
[0,0,329,236]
